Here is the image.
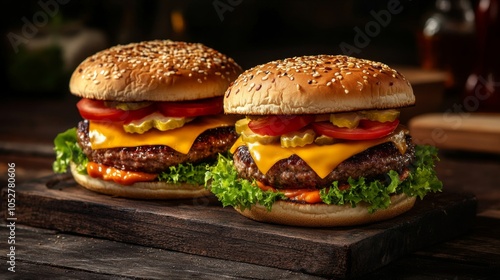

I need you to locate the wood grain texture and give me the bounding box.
[409,113,500,154]
[0,225,324,280]
[2,174,477,279]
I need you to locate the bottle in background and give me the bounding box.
[463,0,500,112]
[417,0,476,98]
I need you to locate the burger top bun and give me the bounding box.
[70,40,242,102]
[224,55,414,115]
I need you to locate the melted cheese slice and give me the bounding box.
[89,115,238,154]
[230,128,408,179]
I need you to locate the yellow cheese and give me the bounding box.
[230,127,408,179]
[89,115,238,154]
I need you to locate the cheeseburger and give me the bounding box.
[53,40,242,199]
[206,55,442,227]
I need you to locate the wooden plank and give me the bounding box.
[0,224,322,280]
[1,174,477,279]
[409,113,500,154]
[357,215,500,279]
[0,262,131,280]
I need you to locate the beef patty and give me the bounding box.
[77,120,238,173]
[233,136,415,189]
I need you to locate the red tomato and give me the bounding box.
[76,98,155,123]
[157,97,223,117]
[248,115,315,136]
[312,119,399,140]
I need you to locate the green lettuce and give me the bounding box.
[205,145,443,213]
[52,128,208,185]
[53,128,88,174]
[158,162,209,185]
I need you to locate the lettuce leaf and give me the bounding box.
[158,162,209,185]
[205,154,286,210]
[53,128,88,174]
[206,145,443,212]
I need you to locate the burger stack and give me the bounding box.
[54,41,442,227]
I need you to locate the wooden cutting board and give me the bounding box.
[2,174,476,279]
[409,113,500,154]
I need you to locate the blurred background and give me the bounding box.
[3,0,496,100]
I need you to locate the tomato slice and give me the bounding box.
[312,119,399,140]
[248,115,315,136]
[157,97,223,117]
[76,98,156,123]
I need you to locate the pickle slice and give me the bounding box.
[330,112,362,128]
[362,109,400,122]
[280,129,316,148]
[104,101,154,111]
[123,113,193,134]
[240,128,279,144]
[314,135,337,145]
[235,118,251,135]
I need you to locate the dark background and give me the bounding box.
[2,0,461,100]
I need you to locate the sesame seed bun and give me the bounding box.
[235,193,416,227]
[224,55,414,115]
[70,40,242,102]
[70,163,211,199]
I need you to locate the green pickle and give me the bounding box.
[123,113,193,134]
[241,129,279,144]
[235,118,251,135]
[314,135,337,145]
[329,109,400,128]
[329,112,361,128]
[280,129,316,148]
[362,109,400,122]
[105,101,153,111]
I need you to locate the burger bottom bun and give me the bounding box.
[70,163,211,199]
[235,193,416,227]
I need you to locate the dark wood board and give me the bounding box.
[1,174,477,279]
[0,224,324,280]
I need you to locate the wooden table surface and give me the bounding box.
[1,97,500,279]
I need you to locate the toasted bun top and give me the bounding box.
[70,40,242,102]
[224,55,414,115]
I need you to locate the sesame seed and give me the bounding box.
[326,81,332,86]
[344,89,349,94]
[197,78,202,83]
